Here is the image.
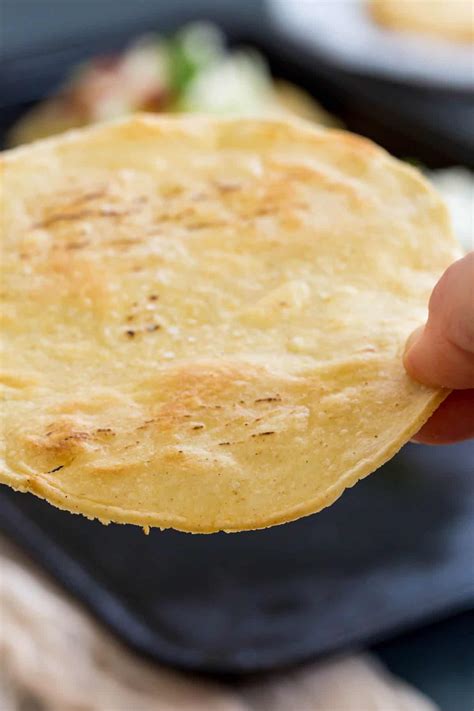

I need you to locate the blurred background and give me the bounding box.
[1,1,473,710]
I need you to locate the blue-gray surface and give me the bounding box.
[2,0,267,57]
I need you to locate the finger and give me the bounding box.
[412,389,474,444]
[404,252,474,389]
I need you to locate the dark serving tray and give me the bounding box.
[1,0,473,676]
[1,442,473,674]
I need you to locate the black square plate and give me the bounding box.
[1,442,473,674]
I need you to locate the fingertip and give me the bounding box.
[403,325,430,385]
[403,322,474,390]
[404,325,425,358]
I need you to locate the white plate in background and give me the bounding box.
[268,0,474,90]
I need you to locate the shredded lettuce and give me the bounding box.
[179,50,274,114]
[166,23,225,95]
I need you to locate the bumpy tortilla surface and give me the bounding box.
[1,115,461,532]
[370,0,474,43]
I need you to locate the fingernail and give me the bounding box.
[404,325,425,359]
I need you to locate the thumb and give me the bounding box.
[404,252,474,389]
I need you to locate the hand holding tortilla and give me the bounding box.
[405,252,474,444]
[0,115,462,532]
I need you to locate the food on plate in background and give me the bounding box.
[271,80,340,125]
[1,115,461,532]
[8,23,339,147]
[369,0,474,43]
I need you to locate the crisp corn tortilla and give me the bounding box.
[0,115,461,532]
[369,0,474,43]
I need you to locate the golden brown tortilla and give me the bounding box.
[0,115,461,532]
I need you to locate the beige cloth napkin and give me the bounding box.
[0,538,438,711]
